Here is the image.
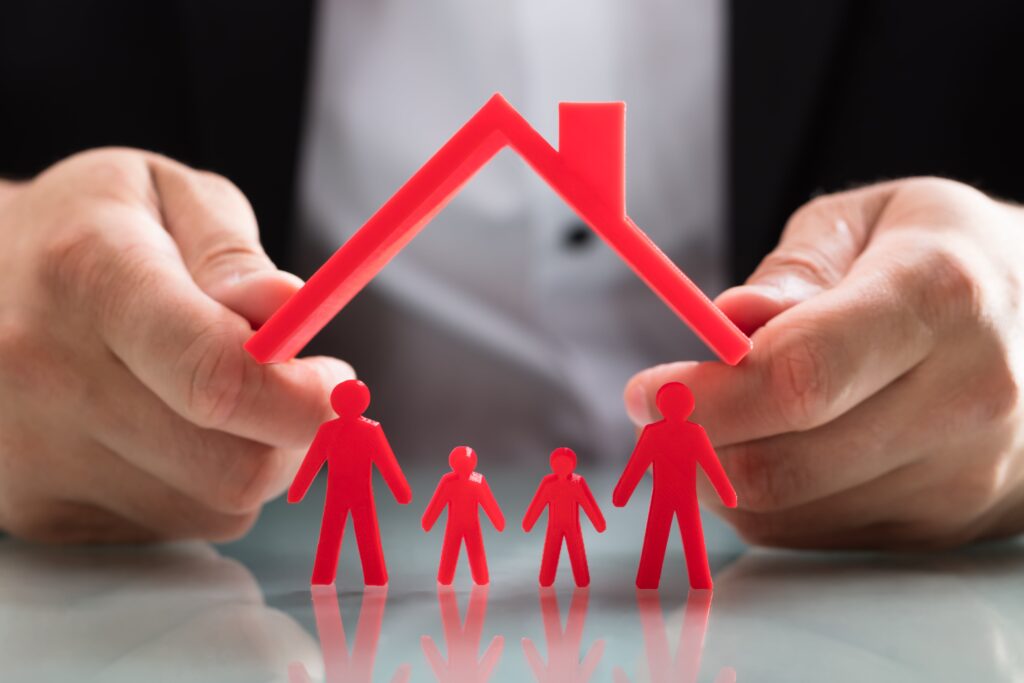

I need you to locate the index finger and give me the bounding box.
[51,207,353,447]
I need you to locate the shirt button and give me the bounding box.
[562,221,594,250]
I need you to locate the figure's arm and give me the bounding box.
[695,427,738,508]
[521,479,549,532]
[372,427,412,504]
[612,428,655,507]
[480,478,506,532]
[577,478,607,532]
[287,426,330,503]
[421,477,449,532]
[479,636,505,680]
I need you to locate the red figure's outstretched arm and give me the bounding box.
[577,478,607,532]
[613,428,655,507]
[372,427,412,505]
[694,426,738,508]
[522,479,551,532]
[421,476,450,532]
[479,477,506,532]
[288,425,330,503]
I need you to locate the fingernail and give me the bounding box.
[626,382,653,426]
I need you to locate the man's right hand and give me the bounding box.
[0,148,355,543]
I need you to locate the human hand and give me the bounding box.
[0,148,354,543]
[626,178,1024,549]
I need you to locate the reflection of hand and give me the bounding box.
[0,540,320,682]
[705,548,1024,680]
[626,178,1024,548]
[0,149,354,542]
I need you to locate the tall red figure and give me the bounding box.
[522,448,606,587]
[288,380,412,586]
[421,447,505,585]
[612,382,737,590]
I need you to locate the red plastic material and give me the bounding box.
[288,380,413,585]
[245,93,751,367]
[422,585,504,683]
[421,446,505,586]
[522,588,604,683]
[288,585,411,683]
[612,382,737,590]
[522,448,606,587]
[613,591,735,683]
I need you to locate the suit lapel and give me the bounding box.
[728,0,853,282]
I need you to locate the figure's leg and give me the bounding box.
[636,498,673,589]
[437,526,461,586]
[679,504,712,589]
[464,525,490,585]
[351,499,388,586]
[565,526,590,588]
[312,503,349,585]
[538,529,562,587]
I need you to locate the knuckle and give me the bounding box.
[174,321,253,429]
[765,326,834,431]
[910,241,984,327]
[38,224,109,303]
[757,247,839,288]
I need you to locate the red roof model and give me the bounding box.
[245,94,751,365]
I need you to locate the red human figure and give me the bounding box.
[288,380,412,586]
[421,447,505,586]
[612,382,737,590]
[522,588,604,683]
[612,591,735,683]
[522,448,606,587]
[287,585,411,683]
[421,585,504,683]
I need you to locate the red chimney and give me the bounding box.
[558,102,626,218]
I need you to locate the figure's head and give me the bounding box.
[448,446,477,475]
[549,447,577,475]
[331,379,371,418]
[656,382,695,420]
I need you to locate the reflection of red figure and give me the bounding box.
[422,447,505,585]
[612,382,737,589]
[613,591,735,683]
[422,585,504,683]
[288,585,411,683]
[522,448,606,587]
[522,588,604,683]
[288,380,413,585]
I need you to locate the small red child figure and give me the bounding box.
[421,446,505,586]
[522,447,606,587]
[612,382,737,590]
[288,379,412,586]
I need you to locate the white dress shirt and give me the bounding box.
[296,0,726,462]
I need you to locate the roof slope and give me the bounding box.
[245,94,751,365]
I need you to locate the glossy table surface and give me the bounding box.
[3,464,1022,682]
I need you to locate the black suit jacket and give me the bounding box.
[3,1,1023,282]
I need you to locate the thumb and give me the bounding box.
[147,155,302,326]
[715,183,897,335]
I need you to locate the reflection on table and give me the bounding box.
[0,539,318,683]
